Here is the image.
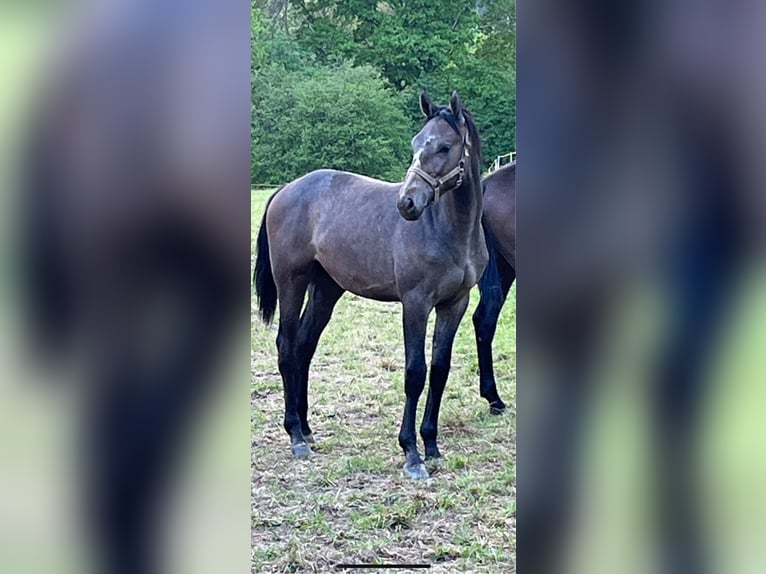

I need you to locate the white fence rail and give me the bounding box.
[490,152,515,173]
[253,151,517,189]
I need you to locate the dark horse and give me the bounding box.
[254,91,487,479]
[472,162,516,414]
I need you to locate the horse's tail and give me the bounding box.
[254,189,281,325]
[478,217,504,309]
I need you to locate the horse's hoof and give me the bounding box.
[403,463,429,479]
[291,442,312,458]
[489,400,506,415]
[303,433,315,444]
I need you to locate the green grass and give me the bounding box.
[251,189,516,572]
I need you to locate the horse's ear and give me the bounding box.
[449,90,463,118]
[420,91,434,118]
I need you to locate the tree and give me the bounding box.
[290,0,478,90]
[408,56,515,170]
[250,1,516,182]
[252,61,412,184]
[476,0,516,65]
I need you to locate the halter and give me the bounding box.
[406,130,472,204]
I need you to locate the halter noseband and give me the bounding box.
[407,130,472,204]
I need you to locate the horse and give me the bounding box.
[254,91,487,479]
[472,161,516,414]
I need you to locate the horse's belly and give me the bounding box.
[315,253,398,301]
[347,285,400,302]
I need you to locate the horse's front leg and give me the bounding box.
[421,295,470,462]
[398,296,432,479]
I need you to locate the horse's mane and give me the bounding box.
[426,105,483,185]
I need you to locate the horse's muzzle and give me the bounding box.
[397,195,423,220]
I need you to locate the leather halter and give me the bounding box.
[406,130,472,204]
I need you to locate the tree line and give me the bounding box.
[252,0,515,185]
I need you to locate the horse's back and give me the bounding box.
[483,163,516,268]
[265,169,403,299]
[267,169,400,230]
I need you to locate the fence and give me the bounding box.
[489,152,516,173]
[253,151,517,188]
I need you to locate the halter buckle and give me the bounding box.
[455,159,466,186]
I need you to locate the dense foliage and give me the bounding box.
[251,1,515,185]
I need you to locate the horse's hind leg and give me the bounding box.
[275,272,313,457]
[420,295,469,462]
[296,268,344,442]
[472,257,515,414]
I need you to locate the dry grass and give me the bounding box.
[251,189,516,573]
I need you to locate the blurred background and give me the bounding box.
[519,0,766,573]
[0,1,250,573]
[6,0,766,572]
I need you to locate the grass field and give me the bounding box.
[251,188,517,572]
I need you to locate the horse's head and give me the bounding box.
[398,91,472,221]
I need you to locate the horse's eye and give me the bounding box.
[438,145,451,154]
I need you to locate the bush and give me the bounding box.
[252,61,413,185]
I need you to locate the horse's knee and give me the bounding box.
[404,361,427,395]
[278,353,296,375]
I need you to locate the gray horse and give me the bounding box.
[254,91,487,479]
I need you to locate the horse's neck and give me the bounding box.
[436,174,483,240]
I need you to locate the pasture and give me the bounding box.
[251,188,517,572]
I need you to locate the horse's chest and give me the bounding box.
[433,259,480,301]
[462,262,480,289]
[460,244,490,292]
